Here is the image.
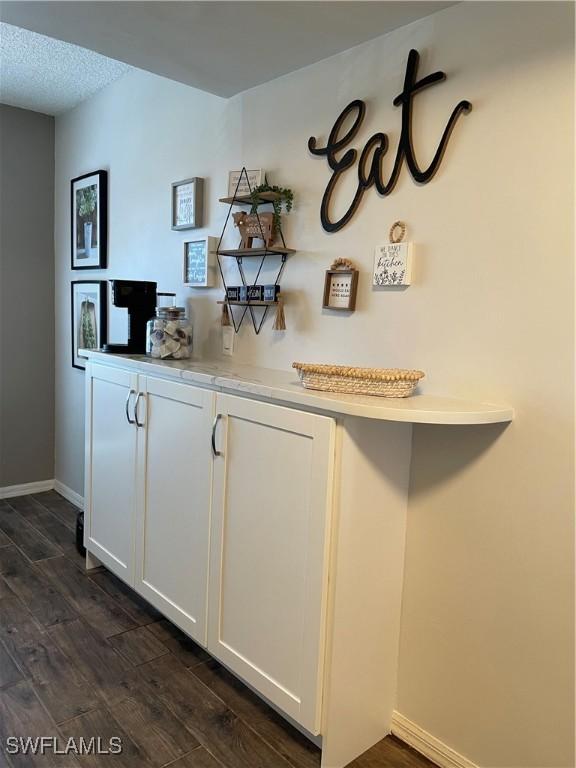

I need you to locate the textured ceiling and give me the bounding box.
[0,22,131,115]
[0,1,456,99]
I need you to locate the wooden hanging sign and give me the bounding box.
[323,257,359,311]
[373,221,413,286]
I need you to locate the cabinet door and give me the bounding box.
[209,393,335,734]
[85,363,138,584]
[135,376,213,646]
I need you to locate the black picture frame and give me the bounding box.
[71,170,108,269]
[71,280,108,370]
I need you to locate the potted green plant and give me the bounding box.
[249,183,294,233]
[77,187,97,254]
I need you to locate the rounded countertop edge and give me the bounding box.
[80,350,514,425]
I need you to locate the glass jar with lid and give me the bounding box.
[146,305,192,359]
[156,292,176,310]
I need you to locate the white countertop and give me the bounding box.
[83,351,514,425]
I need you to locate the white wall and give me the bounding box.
[54,3,574,766]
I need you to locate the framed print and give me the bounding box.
[373,242,413,286]
[323,259,359,311]
[228,169,265,197]
[172,177,204,230]
[71,280,107,369]
[183,236,217,287]
[71,170,107,269]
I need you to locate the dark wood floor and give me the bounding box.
[0,491,435,768]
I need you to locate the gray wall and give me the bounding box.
[0,104,55,486]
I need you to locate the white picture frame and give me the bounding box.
[373,242,413,286]
[183,236,217,287]
[228,169,265,197]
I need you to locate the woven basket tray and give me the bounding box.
[292,362,425,398]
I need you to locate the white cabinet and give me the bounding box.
[85,364,213,647]
[85,363,138,583]
[86,365,335,733]
[85,356,414,767]
[208,393,335,734]
[134,376,213,646]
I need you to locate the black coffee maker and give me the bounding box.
[102,279,157,354]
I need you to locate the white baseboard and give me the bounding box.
[392,711,478,768]
[0,479,55,500]
[54,480,84,509]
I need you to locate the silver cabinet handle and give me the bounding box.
[125,389,136,424]
[134,392,146,428]
[212,414,222,457]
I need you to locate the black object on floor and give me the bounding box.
[76,511,86,556]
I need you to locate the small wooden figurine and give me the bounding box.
[232,211,276,249]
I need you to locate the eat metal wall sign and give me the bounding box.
[308,49,472,233]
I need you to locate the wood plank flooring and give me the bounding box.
[0,492,436,768]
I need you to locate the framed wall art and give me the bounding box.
[172,177,204,230]
[228,169,264,197]
[71,280,107,369]
[373,242,413,286]
[71,170,108,269]
[373,221,413,286]
[183,236,217,287]
[322,258,359,312]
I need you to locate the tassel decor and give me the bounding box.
[221,301,231,327]
[273,294,286,331]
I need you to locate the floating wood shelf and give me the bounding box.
[219,191,282,206]
[218,247,296,258]
[218,299,279,307]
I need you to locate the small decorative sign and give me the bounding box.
[323,258,359,312]
[183,236,217,287]
[263,284,280,302]
[373,221,413,286]
[228,169,265,198]
[226,286,240,301]
[172,177,204,230]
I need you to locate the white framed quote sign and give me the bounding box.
[172,177,204,230]
[228,169,264,197]
[373,221,413,286]
[183,236,217,287]
[373,242,413,286]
